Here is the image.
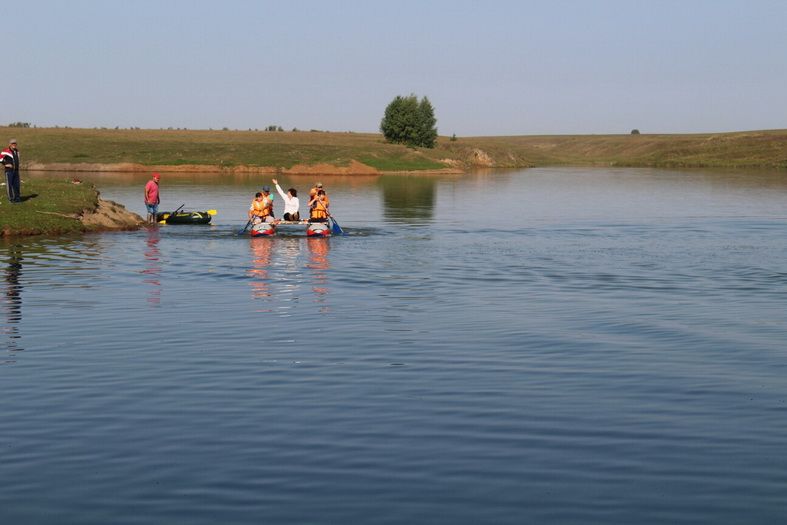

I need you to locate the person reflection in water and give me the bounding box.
[2,244,23,357]
[248,238,273,301]
[142,228,161,305]
[306,237,330,309]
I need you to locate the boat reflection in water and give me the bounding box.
[2,244,23,360]
[141,228,162,306]
[306,237,330,311]
[274,237,303,314]
[248,238,273,306]
[248,236,330,312]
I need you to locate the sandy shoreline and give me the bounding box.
[79,198,146,232]
[23,160,466,176]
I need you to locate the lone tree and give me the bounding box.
[380,94,438,148]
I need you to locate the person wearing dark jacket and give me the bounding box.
[2,139,21,203]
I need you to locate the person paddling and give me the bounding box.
[308,189,329,223]
[272,178,300,221]
[249,186,274,224]
[144,172,161,224]
[309,182,330,209]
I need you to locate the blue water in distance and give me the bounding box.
[2,168,787,524]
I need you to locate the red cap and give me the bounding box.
[152,172,160,180]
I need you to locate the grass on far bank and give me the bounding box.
[8,127,449,170]
[4,126,787,171]
[461,130,787,169]
[1,179,98,236]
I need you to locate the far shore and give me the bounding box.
[4,127,787,172]
[21,160,465,176]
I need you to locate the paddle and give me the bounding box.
[207,209,217,216]
[238,216,254,235]
[329,215,345,235]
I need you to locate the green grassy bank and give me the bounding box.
[4,127,787,171]
[462,130,787,169]
[1,179,100,236]
[7,127,446,171]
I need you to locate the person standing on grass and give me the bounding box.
[144,172,161,224]
[272,178,300,221]
[2,139,21,203]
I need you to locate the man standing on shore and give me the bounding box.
[144,172,161,224]
[2,139,21,203]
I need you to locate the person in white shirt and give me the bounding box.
[272,178,300,221]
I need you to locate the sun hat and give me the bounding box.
[9,139,17,144]
[316,182,323,188]
[262,185,271,192]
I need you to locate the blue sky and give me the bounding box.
[8,0,787,135]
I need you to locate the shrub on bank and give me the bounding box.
[380,94,438,148]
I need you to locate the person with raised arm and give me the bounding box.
[272,178,300,221]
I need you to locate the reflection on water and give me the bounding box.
[248,237,273,303]
[275,237,304,312]
[4,168,787,524]
[247,236,331,312]
[306,238,330,310]
[142,228,162,306]
[1,244,23,359]
[380,175,436,222]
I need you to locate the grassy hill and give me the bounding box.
[462,130,787,169]
[4,126,786,172]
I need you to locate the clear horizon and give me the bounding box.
[8,0,787,136]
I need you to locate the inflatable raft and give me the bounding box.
[157,210,215,225]
[250,220,331,237]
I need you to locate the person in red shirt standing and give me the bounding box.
[144,173,161,224]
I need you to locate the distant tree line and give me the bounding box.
[4,122,343,133]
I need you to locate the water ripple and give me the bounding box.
[4,169,787,524]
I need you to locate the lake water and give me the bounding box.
[2,168,787,524]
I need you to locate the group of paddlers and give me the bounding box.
[142,172,332,226]
[248,179,330,225]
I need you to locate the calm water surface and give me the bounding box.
[2,168,787,524]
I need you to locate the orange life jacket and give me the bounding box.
[251,196,272,217]
[310,197,328,220]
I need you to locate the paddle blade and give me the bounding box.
[207,209,217,216]
[238,218,253,235]
[330,217,344,235]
